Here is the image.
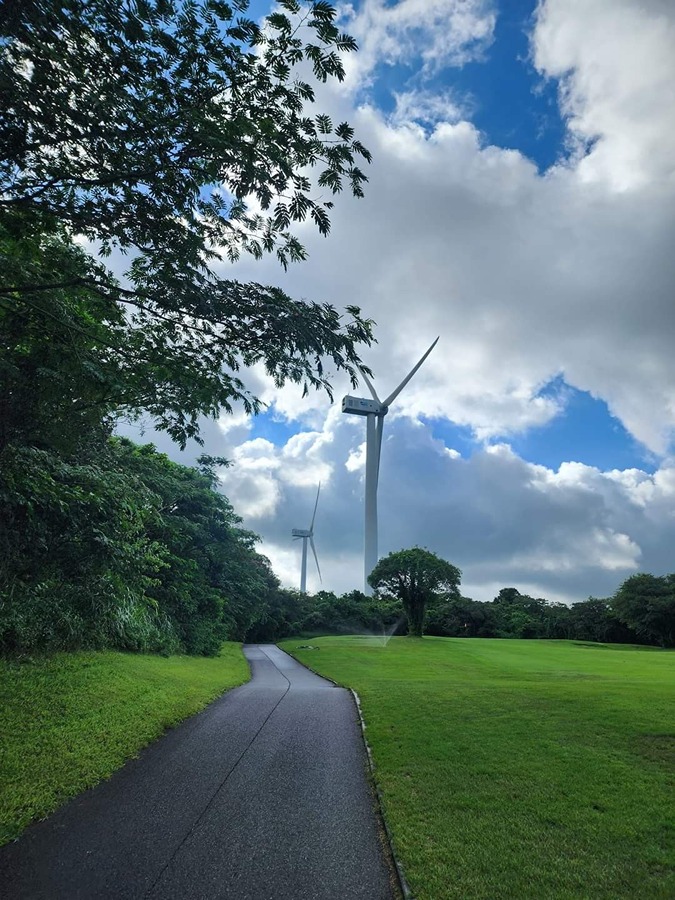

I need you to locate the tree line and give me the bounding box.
[250,550,675,648]
[1,435,291,655]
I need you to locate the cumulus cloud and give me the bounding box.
[340,0,497,89]
[219,412,675,601]
[533,0,675,189]
[228,84,675,450]
[124,0,675,601]
[390,87,467,128]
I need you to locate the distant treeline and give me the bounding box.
[252,579,675,648]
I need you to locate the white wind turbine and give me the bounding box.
[292,484,322,594]
[342,338,439,593]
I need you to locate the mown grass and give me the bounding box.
[281,636,674,900]
[0,642,249,845]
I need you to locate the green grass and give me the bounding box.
[281,636,675,900]
[0,642,249,845]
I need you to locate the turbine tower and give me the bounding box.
[292,484,322,594]
[342,338,439,593]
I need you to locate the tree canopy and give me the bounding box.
[368,548,462,637]
[0,0,380,658]
[611,573,675,648]
[1,0,374,445]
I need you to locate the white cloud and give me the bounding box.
[533,0,675,189]
[137,0,675,604]
[390,87,467,128]
[231,78,675,450]
[340,0,496,89]
[221,411,675,602]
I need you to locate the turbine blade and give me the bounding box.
[309,482,321,531]
[383,337,439,407]
[309,536,322,583]
[358,366,381,404]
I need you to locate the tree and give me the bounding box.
[567,596,636,644]
[0,433,286,655]
[113,439,279,653]
[426,596,496,638]
[490,588,549,638]
[1,0,374,445]
[1,212,375,449]
[0,215,134,454]
[540,601,574,639]
[611,573,675,647]
[2,0,371,265]
[368,549,462,637]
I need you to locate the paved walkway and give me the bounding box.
[0,645,396,899]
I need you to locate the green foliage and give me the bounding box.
[424,588,642,646]
[284,636,675,900]
[611,573,675,647]
[0,0,379,657]
[1,0,375,447]
[368,548,462,636]
[0,440,178,655]
[244,588,403,642]
[0,211,374,449]
[245,588,315,642]
[300,589,402,636]
[0,435,282,656]
[110,439,279,653]
[0,643,249,843]
[2,0,370,266]
[0,213,129,454]
[245,571,670,649]
[426,595,495,638]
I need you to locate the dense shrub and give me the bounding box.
[0,437,280,656]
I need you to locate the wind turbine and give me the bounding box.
[342,338,439,593]
[292,484,322,594]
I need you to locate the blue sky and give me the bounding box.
[242,0,659,477]
[139,0,675,601]
[250,383,657,475]
[365,0,568,170]
[511,380,657,474]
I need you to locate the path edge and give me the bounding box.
[349,688,415,900]
[276,645,413,900]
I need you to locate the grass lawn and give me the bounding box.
[281,636,674,900]
[0,642,249,845]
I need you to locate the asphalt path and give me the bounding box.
[1,644,397,899]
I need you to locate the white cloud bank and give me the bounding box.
[201,0,675,600]
[220,414,675,600]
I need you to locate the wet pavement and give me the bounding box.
[0,644,396,899]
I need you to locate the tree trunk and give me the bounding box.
[405,598,426,636]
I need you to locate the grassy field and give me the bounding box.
[0,642,249,845]
[281,636,674,900]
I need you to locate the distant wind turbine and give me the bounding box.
[342,338,439,593]
[292,484,322,594]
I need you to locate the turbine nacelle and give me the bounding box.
[292,528,311,538]
[341,396,383,416]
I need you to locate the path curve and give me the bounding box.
[0,644,396,899]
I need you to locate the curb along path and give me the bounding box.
[0,645,396,899]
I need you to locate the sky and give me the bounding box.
[120,0,675,604]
